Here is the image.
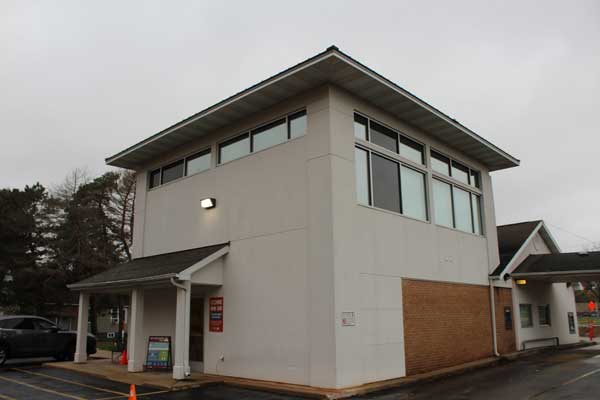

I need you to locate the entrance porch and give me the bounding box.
[67,243,229,380]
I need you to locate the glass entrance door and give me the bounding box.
[189,297,204,371]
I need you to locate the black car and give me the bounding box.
[0,315,96,365]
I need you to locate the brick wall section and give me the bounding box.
[494,287,516,354]
[402,279,494,375]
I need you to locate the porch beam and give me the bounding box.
[128,288,145,372]
[74,292,89,363]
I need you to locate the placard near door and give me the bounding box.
[209,297,223,332]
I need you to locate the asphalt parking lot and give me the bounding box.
[1,345,599,399]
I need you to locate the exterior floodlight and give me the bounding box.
[516,279,527,285]
[200,198,216,209]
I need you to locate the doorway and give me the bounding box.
[189,297,204,372]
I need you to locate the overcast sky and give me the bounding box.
[2,1,599,251]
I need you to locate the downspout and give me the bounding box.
[170,276,191,377]
[489,278,500,357]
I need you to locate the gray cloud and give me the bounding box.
[1,0,598,250]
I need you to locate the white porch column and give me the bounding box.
[74,292,89,363]
[173,281,191,380]
[128,288,145,372]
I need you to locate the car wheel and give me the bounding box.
[0,344,8,366]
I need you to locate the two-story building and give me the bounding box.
[68,46,577,389]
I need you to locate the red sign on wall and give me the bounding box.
[209,297,224,332]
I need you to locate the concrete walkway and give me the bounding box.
[45,342,596,399]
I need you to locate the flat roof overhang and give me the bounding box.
[106,46,520,171]
[510,252,600,283]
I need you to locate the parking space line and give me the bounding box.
[0,374,86,400]
[96,390,171,400]
[11,368,128,397]
[0,393,16,400]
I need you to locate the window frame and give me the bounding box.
[355,144,429,222]
[354,111,426,167]
[147,108,307,190]
[148,147,213,190]
[430,148,482,189]
[185,148,212,177]
[520,304,533,328]
[217,108,307,166]
[538,304,551,326]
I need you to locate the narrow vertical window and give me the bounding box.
[568,312,576,334]
[371,153,401,213]
[470,170,481,188]
[400,166,427,221]
[520,304,533,328]
[538,305,551,326]
[471,194,482,235]
[354,114,368,140]
[433,179,453,228]
[369,121,398,153]
[149,169,161,189]
[452,186,472,232]
[355,147,370,205]
[289,110,307,138]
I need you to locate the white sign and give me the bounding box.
[341,312,356,326]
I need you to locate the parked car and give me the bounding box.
[0,315,96,365]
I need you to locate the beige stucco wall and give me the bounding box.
[326,87,500,387]
[131,87,336,387]
[130,84,505,388]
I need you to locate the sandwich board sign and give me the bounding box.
[145,336,172,370]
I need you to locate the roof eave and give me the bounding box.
[67,273,177,291]
[106,47,520,171]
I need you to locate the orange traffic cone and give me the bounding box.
[128,384,137,400]
[120,349,128,366]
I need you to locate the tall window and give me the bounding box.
[355,146,427,221]
[355,147,370,205]
[538,304,551,326]
[432,178,482,234]
[520,304,533,328]
[431,149,483,235]
[433,179,453,228]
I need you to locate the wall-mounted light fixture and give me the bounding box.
[200,198,216,209]
[516,279,527,285]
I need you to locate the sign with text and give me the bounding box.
[341,312,356,326]
[145,336,172,370]
[209,297,224,332]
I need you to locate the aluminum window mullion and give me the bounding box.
[368,148,374,206]
[450,183,456,229]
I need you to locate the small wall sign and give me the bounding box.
[145,336,172,370]
[341,312,356,326]
[209,297,224,332]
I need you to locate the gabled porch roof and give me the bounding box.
[511,252,600,282]
[68,243,229,290]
